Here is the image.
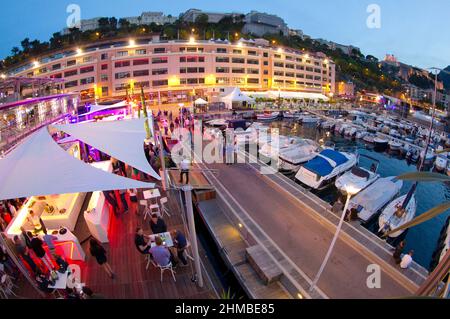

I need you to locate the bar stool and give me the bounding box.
[140,200,151,220]
[159,197,171,218]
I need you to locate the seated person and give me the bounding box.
[134,227,151,254]
[54,254,69,273]
[150,214,167,234]
[35,271,55,294]
[149,237,177,267]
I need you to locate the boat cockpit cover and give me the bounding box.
[303,155,333,177]
[321,149,348,166]
[351,166,370,179]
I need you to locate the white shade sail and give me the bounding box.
[53,118,161,180]
[0,128,154,201]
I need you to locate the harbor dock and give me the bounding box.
[178,148,430,299]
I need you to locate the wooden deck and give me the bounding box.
[76,188,217,299]
[15,187,217,299]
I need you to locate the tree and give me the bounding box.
[98,17,110,32]
[20,38,31,53]
[11,47,20,56]
[195,13,209,28]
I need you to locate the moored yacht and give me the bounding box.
[378,194,417,239]
[257,111,280,121]
[278,139,319,172]
[335,159,380,196]
[295,149,357,190]
[435,153,448,172]
[348,176,403,224]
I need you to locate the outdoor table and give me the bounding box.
[149,232,174,248]
[48,270,69,290]
[143,189,161,205]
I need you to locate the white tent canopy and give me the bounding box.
[219,87,255,109]
[245,90,330,101]
[194,98,208,105]
[53,118,161,180]
[0,128,154,201]
[80,100,129,116]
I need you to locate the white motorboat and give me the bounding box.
[257,111,280,121]
[435,153,448,172]
[420,149,436,165]
[234,127,255,145]
[344,126,357,138]
[378,194,416,238]
[320,120,336,130]
[374,136,389,151]
[348,176,403,223]
[283,111,301,119]
[355,130,368,139]
[335,165,380,196]
[258,136,302,160]
[388,139,402,152]
[300,114,320,124]
[295,149,357,190]
[363,134,376,144]
[278,139,319,172]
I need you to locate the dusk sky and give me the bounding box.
[0,0,448,69]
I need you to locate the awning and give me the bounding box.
[53,118,161,180]
[0,128,154,201]
[194,98,208,105]
[80,100,129,116]
[220,87,255,103]
[245,90,329,101]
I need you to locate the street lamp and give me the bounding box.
[309,185,359,292]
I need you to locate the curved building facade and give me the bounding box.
[7,37,335,104]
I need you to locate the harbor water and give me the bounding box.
[268,120,450,270]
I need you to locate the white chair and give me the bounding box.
[158,262,176,283]
[144,254,157,270]
[159,197,171,218]
[0,274,18,298]
[140,200,151,220]
[150,203,161,217]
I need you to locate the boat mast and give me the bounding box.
[402,70,438,209]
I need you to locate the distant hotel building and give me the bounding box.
[6,36,335,103]
[180,9,243,23]
[62,12,177,34]
[243,11,289,37]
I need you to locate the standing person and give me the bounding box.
[7,201,17,218]
[27,210,42,232]
[400,250,414,269]
[42,229,58,255]
[179,157,190,184]
[30,234,54,271]
[103,191,119,213]
[393,240,406,264]
[89,239,115,279]
[128,189,139,215]
[170,121,175,134]
[13,235,37,273]
[171,230,188,266]
[163,119,169,136]
[150,214,167,234]
[118,189,129,214]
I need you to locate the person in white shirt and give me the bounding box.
[179,158,190,184]
[7,201,17,218]
[400,250,414,269]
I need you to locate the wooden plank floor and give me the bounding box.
[75,188,216,299]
